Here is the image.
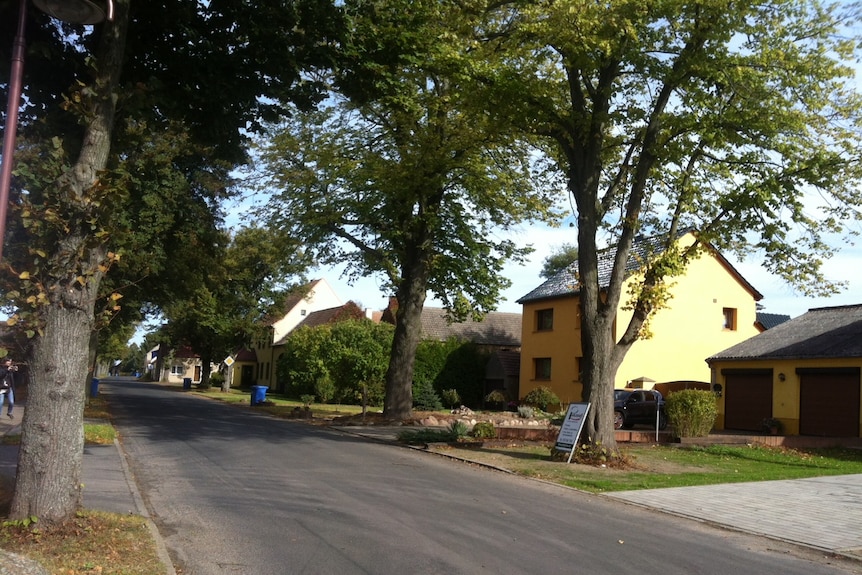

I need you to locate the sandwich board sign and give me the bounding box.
[554,402,591,464]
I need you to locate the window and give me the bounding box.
[722,307,737,331]
[171,365,184,375]
[534,358,551,380]
[536,308,554,331]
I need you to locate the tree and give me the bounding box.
[259,0,561,420]
[483,0,862,451]
[0,0,343,522]
[540,244,579,279]
[161,225,310,389]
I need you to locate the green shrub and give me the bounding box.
[665,389,718,438]
[523,386,560,412]
[299,394,315,408]
[484,389,507,407]
[210,372,225,387]
[397,428,456,444]
[314,375,336,404]
[471,421,496,439]
[449,420,470,439]
[413,380,444,411]
[517,405,534,418]
[441,388,461,409]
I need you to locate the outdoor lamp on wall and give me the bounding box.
[778,373,786,382]
[0,0,114,261]
[712,383,723,398]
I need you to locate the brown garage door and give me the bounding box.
[723,370,773,432]
[799,370,860,437]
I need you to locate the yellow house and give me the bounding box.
[517,232,763,404]
[707,304,862,438]
[253,279,343,391]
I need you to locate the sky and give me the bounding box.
[312,222,862,321]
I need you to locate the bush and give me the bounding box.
[299,394,315,408]
[522,386,560,412]
[314,375,336,404]
[517,405,534,419]
[471,421,496,439]
[413,380,443,411]
[484,389,508,408]
[441,388,461,409]
[449,420,470,439]
[665,389,718,438]
[209,372,225,387]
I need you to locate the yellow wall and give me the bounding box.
[614,247,760,388]
[710,358,862,436]
[519,296,583,404]
[519,236,761,403]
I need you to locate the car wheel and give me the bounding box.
[613,411,624,430]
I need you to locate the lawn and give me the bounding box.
[430,441,862,493]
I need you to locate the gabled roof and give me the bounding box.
[517,232,762,304]
[262,279,325,327]
[707,304,862,362]
[419,307,521,347]
[273,301,367,346]
[755,312,791,331]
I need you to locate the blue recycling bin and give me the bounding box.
[250,385,268,406]
[89,378,99,398]
[183,377,192,390]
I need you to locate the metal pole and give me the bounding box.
[0,0,28,263]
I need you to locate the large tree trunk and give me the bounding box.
[11,303,93,520]
[9,0,129,523]
[382,263,430,420]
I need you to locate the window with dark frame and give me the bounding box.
[722,307,737,330]
[534,357,552,380]
[537,308,554,331]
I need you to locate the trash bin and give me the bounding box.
[89,378,99,398]
[183,377,192,390]
[250,385,268,406]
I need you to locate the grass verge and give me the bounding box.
[430,442,862,492]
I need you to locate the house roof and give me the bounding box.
[419,307,521,347]
[262,279,325,327]
[234,348,257,362]
[755,312,791,331]
[273,302,367,346]
[707,304,862,363]
[517,232,763,304]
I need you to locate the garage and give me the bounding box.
[722,369,773,432]
[799,368,860,437]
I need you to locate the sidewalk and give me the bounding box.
[333,424,862,563]
[0,405,177,574]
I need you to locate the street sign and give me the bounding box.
[223,356,235,367]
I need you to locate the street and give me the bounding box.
[105,380,857,575]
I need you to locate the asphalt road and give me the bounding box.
[107,381,857,575]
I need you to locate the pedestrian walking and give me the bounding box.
[0,357,18,419]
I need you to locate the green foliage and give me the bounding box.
[517,405,534,419]
[541,244,579,279]
[397,428,456,445]
[209,372,225,387]
[314,375,336,404]
[412,380,443,411]
[523,386,560,412]
[471,421,496,439]
[300,394,315,408]
[441,388,461,409]
[277,320,393,406]
[484,389,508,406]
[413,338,490,408]
[2,516,39,530]
[448,420,470,439]
[666,390,718,438]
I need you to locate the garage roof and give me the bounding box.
[707,304,862,362]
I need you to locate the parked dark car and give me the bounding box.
[614,388,667,430]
